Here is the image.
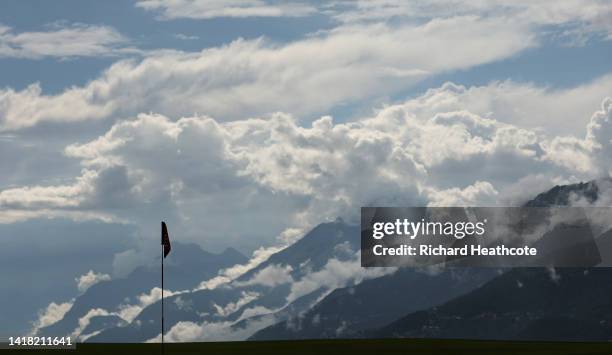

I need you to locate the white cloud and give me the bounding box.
[4,85,612,250]
[117,287,186,322]
[36,286,186,340]
[428,181,499,207]
[31,300,74,335]
[586,98,612,175]
[151,315,278,342]
[233,264,294,288]
[174,33,199,41]
[403,77,612,137]
[0,208,120,224]
[287,253,396,303]
[9,2,612,340]
[0,170,96,209]
[547,267,562,284]
[196,243,289,290]
[146,298,282,343]
[0,15,534,131]
[236,305,276,322]
[72,308,110,339]
[173,296,194,311]
[75,270,111,293]
[212,291,259,317]
[332,0,612,41]
[136,0,316,20]
[0,23,134,59]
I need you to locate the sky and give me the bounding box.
[1,0,612,336]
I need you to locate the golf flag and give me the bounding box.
[161,221,171,258]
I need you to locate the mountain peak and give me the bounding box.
[524,178,611,207]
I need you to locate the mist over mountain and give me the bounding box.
[37,179,612,343]
[250,268,497,340]
[37,243,247,339]
[87,220,368,342]
[360,179,612,341]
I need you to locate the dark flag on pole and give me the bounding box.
[161,221,171,355]
[161,221,171,258]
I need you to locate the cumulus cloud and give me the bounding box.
[586,98,612,175]
[9,2,612,341]
[4,85,612,251]
[72,308,111,339]
[0,22,134,59]
[428,181,499,207]
[401,77,612,137]
[136,0,316,20]
[30,300,74,335]
[76,270,111,293]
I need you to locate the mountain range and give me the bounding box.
[87,220,362,342]
[359,179,612,341]
[38,243,247,339]
[252,178,612,341]
[38,178,612,342]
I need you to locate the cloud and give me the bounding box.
[403,77,612,137]
[0,22,134,59]
[72,308,111,339]
[174,33,199,40]
[75,270,111,293]
[0,170,96,209]
[0,208,120,224]
[547,267,562,284]
[586,98,612,175]
[30,300,74,335]
[233,264,294,288]
[9,2,612,340]
[213,291,259,317]
[331,0,612,41]
[0,15,534,131]
[37,286,185,340]
[150,314,278,342]
[287,253,396,303]
[173,296,194,311]
[136,0,316,20]
[117,287,186,322]
[0,166,135,224]
[146,299,281,343]
[236,305,276,322]
[43,285,188,339]
[4,85,612,253]
[427,181,499,207]
[196,243,289,290]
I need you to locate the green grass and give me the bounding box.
[14,338,612,355]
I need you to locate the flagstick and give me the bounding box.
[161,244,165,355]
